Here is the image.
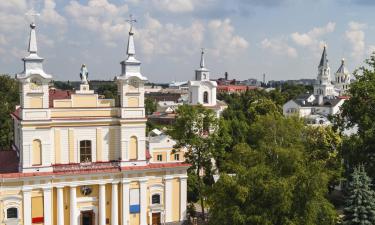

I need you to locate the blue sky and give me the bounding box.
[1,0,375,82]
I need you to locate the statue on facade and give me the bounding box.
[80,64,89,84]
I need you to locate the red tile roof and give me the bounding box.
[0,162,190,179]
[49,89,72,107]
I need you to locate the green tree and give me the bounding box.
[0,75,19,149]
[209,114,339,225]
[145,98,157,115]
[333,54,375,178]
[168,104,229,218]
[344,165,375,225]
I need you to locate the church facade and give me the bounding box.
[0,22,188,225]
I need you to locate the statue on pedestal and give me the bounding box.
[80,64,89,85]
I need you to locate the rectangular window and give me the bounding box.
[80,140,92,163]
[157,154,163,161]
[130,188,140,214]
[174,154,180,161]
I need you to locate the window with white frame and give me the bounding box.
[6,207,18,219]
[174,154,180,161]
[151,194,161,204]
[157,154,162,162]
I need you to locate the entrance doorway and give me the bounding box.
[81,210,94,225]
[152,212,161,225]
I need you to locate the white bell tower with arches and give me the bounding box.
[188,49,217,107]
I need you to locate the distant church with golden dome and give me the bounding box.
[0,19,188,225]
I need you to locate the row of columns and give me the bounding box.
[22,176,187,225]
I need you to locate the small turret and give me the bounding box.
[335,58,350,96]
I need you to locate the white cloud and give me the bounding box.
[291,22,335,52]
[65,0,129,46]
[345,21,367,60]
[152,0,195,13]
[261,38,297,58]
[137,14,205,57]
[40,0,67,28]
[207,19,249,57]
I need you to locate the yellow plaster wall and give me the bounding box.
[68,129,75,163]
[31,196,44,225]
[53,188,57,225]
[96,128,103,162]
[129,136,138,160]
[98,99,115,107]
[153,152,167,162]
[72,95,97,107]
[130,213,140,225]
[64,187,70,225]
[54,100,72,108]
[54,129,61,164]
[105,184,112,225]
[128,97,139,107]
[29,96,43,108]
[32,139,42,166]
[108,128,116,161]
[130,182,139,189]
[51,109,118,118]
[172,179,180,222]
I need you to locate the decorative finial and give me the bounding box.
[126,14,137,34]
[25,0,40,25]
[342,58,345,63]
[200,48,205,68]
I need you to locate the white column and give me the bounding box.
[111,182,119,225]
[179,176,188,221]
[70,185,77,225]
[57,186,64,225]
[23,189,32,225]
[164,176,173,223]
[139,178,148,225]
[122,180,130,225]
[99,183,106,225]
[43,187,52,225]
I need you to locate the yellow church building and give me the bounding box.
[0,21,189,225]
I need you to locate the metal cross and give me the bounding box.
[25,0,40,24]
[126,14,137,32]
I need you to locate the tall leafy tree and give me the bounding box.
[0,75,19,149]
[209,114,339,225]
[344,165,375,225]
[168,104,229,218]
[333,54,375,178]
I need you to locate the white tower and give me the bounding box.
[188,49,217,106]
[313,45,335,96]
[16,22,52,120]
[116,17,147,119]
[334,58,350,96]
[116,16,147,165]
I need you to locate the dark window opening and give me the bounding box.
[80,140,92,163]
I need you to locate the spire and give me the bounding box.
[337,58,348,74]
[200,48,205,68]
[117,14,147,81]
[319,44,328,68]
[28,22,38,54]
[126,15,137,57]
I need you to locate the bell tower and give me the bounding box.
[16,22,52,120]
[116,15,147,165]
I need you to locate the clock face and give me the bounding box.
[80,185,92,196]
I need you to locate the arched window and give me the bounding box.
[129,136,138,160]
[152,194,161,204]
[80,140,92,163]
[32,139,42,166]
[7,207,18,219]
[203,91,209,104]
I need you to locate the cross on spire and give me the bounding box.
[126,14,137,34]
[25,0,40,24]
